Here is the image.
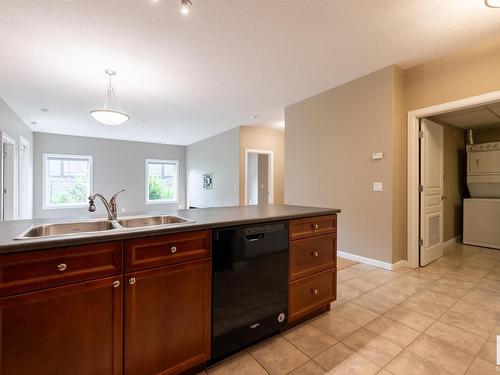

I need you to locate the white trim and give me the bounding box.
[338,251,407,271]
[145,159,180,204]
[407,89,500,268]
[18,135,32,219]
[1,132,18,220]
[42,153,93,209]
[443,236,462,248]
[244,148,274,205]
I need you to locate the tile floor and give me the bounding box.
[203,243,500,375]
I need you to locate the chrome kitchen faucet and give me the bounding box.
[88,189,125,220]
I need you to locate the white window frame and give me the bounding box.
[145,159,179,204]
[42,153,93,209]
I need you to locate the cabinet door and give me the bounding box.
[0,276,123,375]
[125,258,211,375]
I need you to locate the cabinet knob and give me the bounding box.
[57,263,67,272]
[129,277,136,285]
[170,246,177,254]
[311,251,319,257]
[312,224,319,231]
[311,289,319,295]
[112,280,120,288]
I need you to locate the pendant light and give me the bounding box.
[90,69,129,126]
[180,0,192,15]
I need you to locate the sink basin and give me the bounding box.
[15,215,193,240]
[117,215,191,228]
[17,220,117,239]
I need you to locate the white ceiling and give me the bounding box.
[431,102,500,129]
[1,1,500,145]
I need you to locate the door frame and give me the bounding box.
[244,148,274,205]
[18,135,32,219]
[407,89,500,268]
[0,132,18,221]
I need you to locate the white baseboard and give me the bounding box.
[443,236,462,248]
[338,251,409,271]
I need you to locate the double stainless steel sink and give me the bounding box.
[16,215,193,239]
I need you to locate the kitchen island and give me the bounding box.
[0,204,340,375]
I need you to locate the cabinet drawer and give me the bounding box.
[289,215,336,241]
[289,268,336,322]
[290,234,336,281]
[0,242,123,297]
[125,230,211,272]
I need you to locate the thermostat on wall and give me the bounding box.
[372,152,384,160]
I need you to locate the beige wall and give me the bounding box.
[285,37,500,265]
[285,66,402,263]
[239,126,284,205]
[442,123,466,242]
[404,37,500,112]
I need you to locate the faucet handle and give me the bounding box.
[88,199,96,212]
[111,189,126,201]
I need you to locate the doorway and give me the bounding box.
[1,132,17,221]
[244,149,274,205]
[408,90,500,268]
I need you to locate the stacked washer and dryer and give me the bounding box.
[464,141,500,249]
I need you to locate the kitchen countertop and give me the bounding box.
[0,204,340,255]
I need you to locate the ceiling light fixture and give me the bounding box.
[485,0,500,7]
[180,0,191,15]
[90,69,129,126]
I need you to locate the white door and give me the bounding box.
[420,119,444,266]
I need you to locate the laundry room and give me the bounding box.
[421,102,500,257]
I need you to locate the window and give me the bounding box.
[146,159,179,203]
[43,154,92,208]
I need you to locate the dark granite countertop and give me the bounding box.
[0,205,340,255]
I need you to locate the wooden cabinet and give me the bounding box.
[0,276,123,375]
[289,268,336,321]
[289,233,336,281]
[288,215,337,324]
[124,230,211,272]
[0,241,123,297]
[289,215,336,241]
[124,258,211,375]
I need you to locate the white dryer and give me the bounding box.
[464,142,500,249]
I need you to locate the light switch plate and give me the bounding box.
[372,152,384,160]
[373,182,383,192]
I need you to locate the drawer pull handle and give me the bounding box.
[57,263,67,272]
[311,251,319,257]
[112,280,120,288]
[311,289,319,295]
[170,246,177,254]
[312,224,319,231]
[129,277,136,285]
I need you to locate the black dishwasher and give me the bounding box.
[211,221,289,363]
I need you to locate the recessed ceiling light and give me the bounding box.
[180,0,191,15]
[485,0,500,7]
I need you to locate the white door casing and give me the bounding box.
[419,118,444,266]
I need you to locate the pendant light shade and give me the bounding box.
[90,70,129,126]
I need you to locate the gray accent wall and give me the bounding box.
[187,127,239,208]
[33,133,186,219]
[0,98,33,143]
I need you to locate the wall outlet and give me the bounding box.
[373,182,383,192]
[372,152,384,160]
